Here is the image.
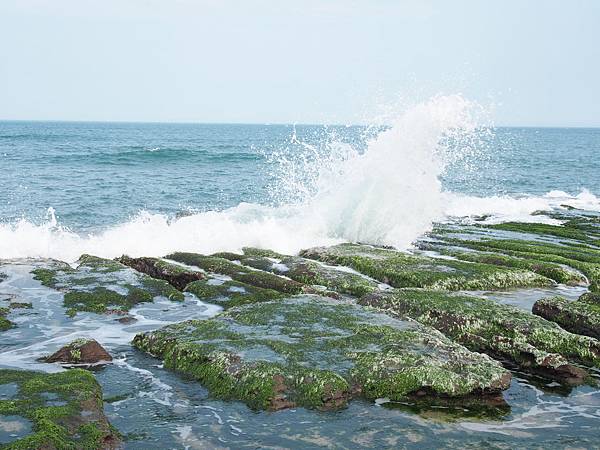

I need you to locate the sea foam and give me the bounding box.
[1,95,599,262]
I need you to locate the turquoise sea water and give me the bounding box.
[1,121,599,232]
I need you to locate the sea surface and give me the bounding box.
[1,121,600,233]
[2,97,600,448]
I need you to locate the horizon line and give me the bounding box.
[1,118,599,129]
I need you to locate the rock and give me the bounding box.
[0,307,13,332]
[117,255,205,290]
[219,248,379,297]
[533,293,600,340]
[31,254,184,316]
[166,252,308,295]
[0,368,120,448]
[133,296,511,412]
[417,242,586,286]
[44,338,112,365]
[435,235,600,293]
[115,315,137,324]
[360,289,600,384]
[185,278,283,308]
[300,243,552,291]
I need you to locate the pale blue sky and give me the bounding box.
[1,0,599,126]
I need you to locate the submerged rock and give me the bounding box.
[133,296,511,412]
[31,254,184,316]
[300,243,553,291]
[533,293,600,340]
[43,338,112,365]
[117,255,205,290]
[360,289,600,383]
[0,368,120,449]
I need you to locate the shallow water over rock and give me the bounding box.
[1,249,600,448]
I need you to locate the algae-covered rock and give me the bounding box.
[166,252,308,295]
[0,307,13,332]
[300,243,553,291]
[185,278,283,309]
[133,296,511,412]
[437,237,600,292]
[31,254,184,316]
[360,289,600,383]
[0,368,120,449]
[533,293,600,340]
[417,243,586,286]
[43,338,113,365]
[117,255,205,290]
[219,248,379,297]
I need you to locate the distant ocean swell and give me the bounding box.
[1,95,599,262]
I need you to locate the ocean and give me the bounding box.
[2,96,600,448]
[1,95,600,262]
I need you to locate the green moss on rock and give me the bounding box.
[533,294,600,340]
[360,289,600,383]
[0,307,13,332]
[224,249,379,297]
[166,252,307,295]
[185,279,284,308]
[133,297,511,411]
[438,237,600,293]
[117,255,205,291]
[30,255,184,317]
[418,244,586,286]
[300,243,553,291]
[0,368,120,449]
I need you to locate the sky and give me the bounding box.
[0,0,599,126]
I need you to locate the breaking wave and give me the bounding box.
[1,95,599,262]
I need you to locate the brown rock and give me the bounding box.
[44,338,112,364]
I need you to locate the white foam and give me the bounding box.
[1,96,599,261]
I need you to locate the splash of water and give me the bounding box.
[1,95,598,262]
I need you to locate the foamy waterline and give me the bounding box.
[2,95,598,262]
[1,190,598,262]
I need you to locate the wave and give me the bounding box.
[1,95,598,262]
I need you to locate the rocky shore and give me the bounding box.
[2,208,600,447]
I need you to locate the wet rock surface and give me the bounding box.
[0,369,120,449]
[3,209,600,447]
[533,293,600,339]
[133,296,511,411]
[117,255,205,291]
[300,243,553,291]
[31,254,184,316]
[43,338,113,365]
[360,289,599,383]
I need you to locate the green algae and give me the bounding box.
[418,243,586,285]
[31,255,184,317]
[438,237,600,292]
[360,289,600,382]
[117,255,205,291]
[0,307,13,332]
[300,243,552,291]
[214,249,378,297]
[133,297,510,411]
[533,294,600,340]
[184,279,284,308]
[166,252,307,294]
[0,368,119,449]
[481,221,593,243]
[63,286,154,316]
